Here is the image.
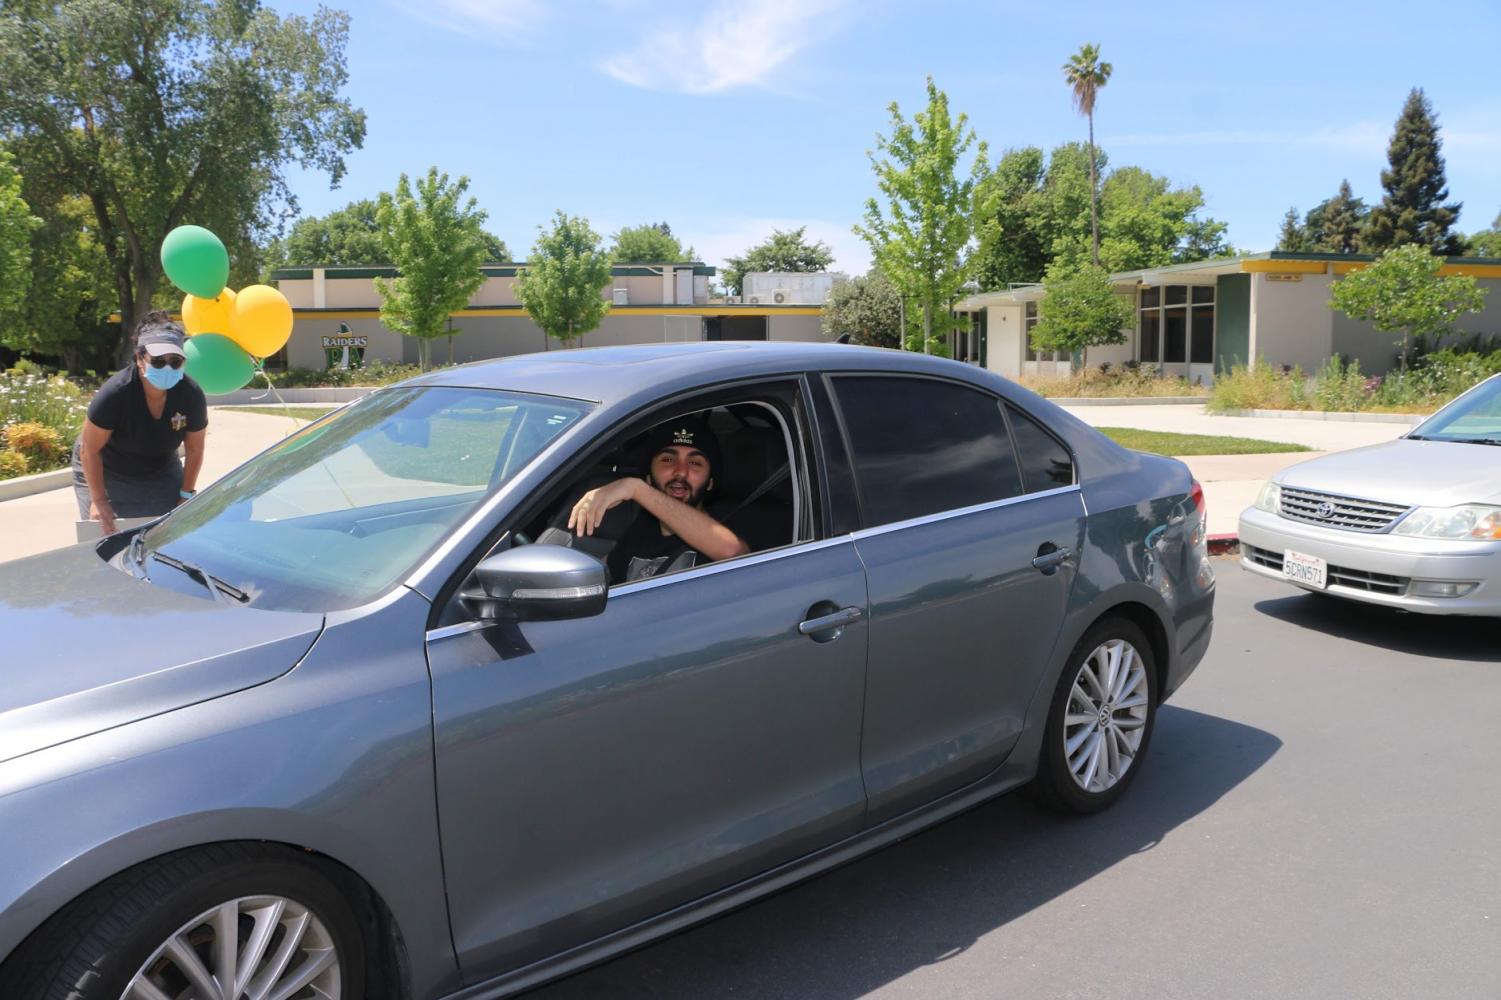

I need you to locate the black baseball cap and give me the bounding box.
[646,418,723,478]
[137,323,187,357]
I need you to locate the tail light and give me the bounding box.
[1190,480,1207,548]
[1190,480,1206,516]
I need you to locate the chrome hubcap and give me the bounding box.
[1063,638,1149,794]
[122,895,341,1000]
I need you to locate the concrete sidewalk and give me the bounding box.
[1061,403,1410,535]
[0,408,313,565]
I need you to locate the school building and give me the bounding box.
[269,262,832,368]
[952,251,1501,382]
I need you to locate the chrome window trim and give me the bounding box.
[850,484,1082,542]
[607,535,856,598]
[427,620,493,642]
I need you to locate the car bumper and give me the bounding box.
[1237,506,1501,616]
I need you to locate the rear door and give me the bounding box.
[824,374,1085,824]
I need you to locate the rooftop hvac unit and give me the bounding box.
[773,290,791,304]
[612,287,629,306]
[747,295,761,304]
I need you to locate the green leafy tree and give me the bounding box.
[0,150,39,317]
[1062,44,1112,266]
[267,198,510,272]
[971,146,1049,290]
[1329,243,1487,372]
[855,77,985,353]
[610,222,693,262]
[515,211,612,350]
[1276,207,1309,252]
[721,226,833,297]
[1029,260,1133,361]
[0,0,366,360]
[1362,89,1463,255]
[1,187,113,369]
[822,271,902,349]
[1310,180,1366,254]
[374,168,490,371]
[1465,212,1501,258]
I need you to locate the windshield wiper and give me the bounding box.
[150,551,250,604]
[1442,437,1501,446]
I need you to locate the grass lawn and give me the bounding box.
[232,405,337,422]
[1098,427,1311,456]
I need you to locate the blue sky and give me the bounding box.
[276,0,1501,276]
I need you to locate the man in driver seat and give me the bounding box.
[569,419,752,583]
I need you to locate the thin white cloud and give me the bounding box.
[600,0,847,94]
[1105,115,1501,159]
[387,0,548,40]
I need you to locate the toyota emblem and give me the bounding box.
[1315,501,1336,519]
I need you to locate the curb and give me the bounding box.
[1050,396,1206,407]
[1207,533,1240,556]
[1214,407,1423,425]
[0,467,71,502]
[206,386,374,405]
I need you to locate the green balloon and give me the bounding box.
[161,225,230,299]
[184,333,256,395]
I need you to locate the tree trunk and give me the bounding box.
[419,337,431,371]
[922,301,932,355]
[1088,112,1100,267]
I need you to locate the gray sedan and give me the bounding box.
[0,343,1214,1000]
[1239,372,1501,615]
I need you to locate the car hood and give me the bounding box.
[1278,438,1501,507]
[0,544,323,766]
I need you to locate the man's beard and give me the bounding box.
[653,474,705,508]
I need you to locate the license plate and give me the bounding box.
[1283,550,1328,589]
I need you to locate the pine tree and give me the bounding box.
[1362,88,1463,254]
[1313,180,1366,254]
[1276,208,1308,251]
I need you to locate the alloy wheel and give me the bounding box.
[1062,638,1150,794]
[122,895,341,1000]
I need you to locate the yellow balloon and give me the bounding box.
[228,284,294,358]
[182,287,237,336]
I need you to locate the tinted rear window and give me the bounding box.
[832,376,1023,526]
[1007,404,1075,491]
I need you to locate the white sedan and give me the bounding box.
[1239,373,1501,615]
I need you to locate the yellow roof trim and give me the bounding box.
[1330,261,1501,278]
[1241,260,1327,274]
[108,306,825,323]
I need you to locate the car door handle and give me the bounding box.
[1032,544,1074,574]
[798,606,863,636]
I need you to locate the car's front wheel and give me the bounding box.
[1036,618,1159,814]
[0,844,367,1000]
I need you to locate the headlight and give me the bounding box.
[1392,504,1501,540]
[1253,481,1281,513]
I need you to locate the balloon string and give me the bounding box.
[252,363,302,425]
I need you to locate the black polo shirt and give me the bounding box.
[87,365,208,478]
[604,499,788,584]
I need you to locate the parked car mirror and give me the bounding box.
[461,544,608,622]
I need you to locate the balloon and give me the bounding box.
[161,226,229,299]
[182,287,237,336]
[228,284,294,358]
[184,333,256,395]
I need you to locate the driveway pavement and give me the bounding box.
[1061,404,1411,535]
[527,565,1501,1000]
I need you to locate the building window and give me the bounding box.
[1139,284,1213,365]
[1024,300,1062,362]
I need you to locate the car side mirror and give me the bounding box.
[461,544,608,622]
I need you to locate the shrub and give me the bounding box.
[2,421,65,467]
[0,374,89,442]
[264,360,425,388]
[0,449,30,480]
[1016,366,1205,399]
[1206,359,1309,412]
[1312,357,1367,412]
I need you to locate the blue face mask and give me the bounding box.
[143,363,184,391]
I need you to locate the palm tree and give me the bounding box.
[1063,43,1113,266]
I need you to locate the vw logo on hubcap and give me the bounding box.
[1315,501,1336,519]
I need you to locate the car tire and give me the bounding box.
[0,843,367,1000]
[1034,617,1159,815]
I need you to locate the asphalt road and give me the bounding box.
[527,561,1501,1000]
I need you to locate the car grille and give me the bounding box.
[1243,545,1411,596]
[1278,487,1411,533]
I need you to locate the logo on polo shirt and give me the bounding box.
[171,412,187,431]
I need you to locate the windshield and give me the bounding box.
[1410,375,1501,443]
[141,386,591,611]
